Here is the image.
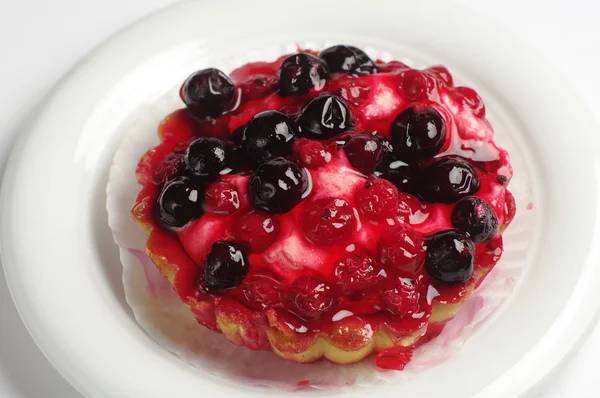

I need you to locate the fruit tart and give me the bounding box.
[131,45,515,370]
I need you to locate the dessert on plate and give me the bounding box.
[131,45,515,370]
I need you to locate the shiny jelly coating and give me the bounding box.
[135,48,513,338]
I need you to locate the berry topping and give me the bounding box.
[425,65,453,86]
[333,252,378,295]
[496,175,508,185]
[330,130,359,149]
[419,157,480,203]
[397,192,427,223]
[379,225,426,274]
[238,75,278,101]
[292,138,330,169]
[355,178,400,221]
[375,156,417,194]
[318,45,377,76]
[242,273,284,310]
[249,157,309,214]
[343,134,387,174]
[390,106,446,161]
[230,127,250,170]
[297,94,353,140]
[185,137,233,178]
[449,86,486,118]
[451,196,498,243]
[156,177,204,229]
[301,197,356,245]
[173,137,198,154]
[152,153,185,185]
[134,49,515,363]
[232,209,279,253]
[287,276,335,319]
[399,70,436,100]
[204,180,240,215]
[381,277,420,315]
[180,68,236,119]
[374,133,395,154]
[201,240,249,290]
[425,230,474,283]
[243,110,298,165]
[232,126,245,147]
[278,53,329,96]
[378,61,410,74]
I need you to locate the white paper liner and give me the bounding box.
[106,46,535,390]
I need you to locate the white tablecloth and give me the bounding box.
[1,1,598,396]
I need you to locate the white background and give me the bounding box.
[0,0,599,396]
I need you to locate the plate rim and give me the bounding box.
[2,0,600,397]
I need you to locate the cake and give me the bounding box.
[132,45,515,370]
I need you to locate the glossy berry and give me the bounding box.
[425,230,474,283]
[287,276,335,319]
[355,179,400,221]
[173,137,197,154]
[419,157,480,203]
[390,107,446,161]
[333,252,378,295]
[381,277,420,315]
[292,138,330,169]
[232,209,279,253]
[399,69,436,100]
[343,134,387,174]
[238,75,278,101]
[379,225,426,274]
[330,130,359,149]
[201,240,249,290]
[278,53,329,96]
[425,65,453,86]
[375,155,417,194]
[449,86,486,118]
[451,196,498,243]
[180,68,236,119]
[378,60,410,74]
[318,45,377,76]
[297,94,353,140]
[249,157,309,214]
[232,126,245,147]
[229,127,251,170]
[243,110,298,165]
[397,192,428,223]
[156,177,204,229]
[301,197,356,245]
[242,273,284,310]
[185,137,233,178]
[204,180,240,215]
[152,153,185,185]
[374,133,394,153]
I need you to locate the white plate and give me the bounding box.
[105,39,536,389]
[1,0,600,397]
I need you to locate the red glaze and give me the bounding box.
[376,346,414,370]
[133,50,514,361]
[292,138,330,169]
[355,178,400,221]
